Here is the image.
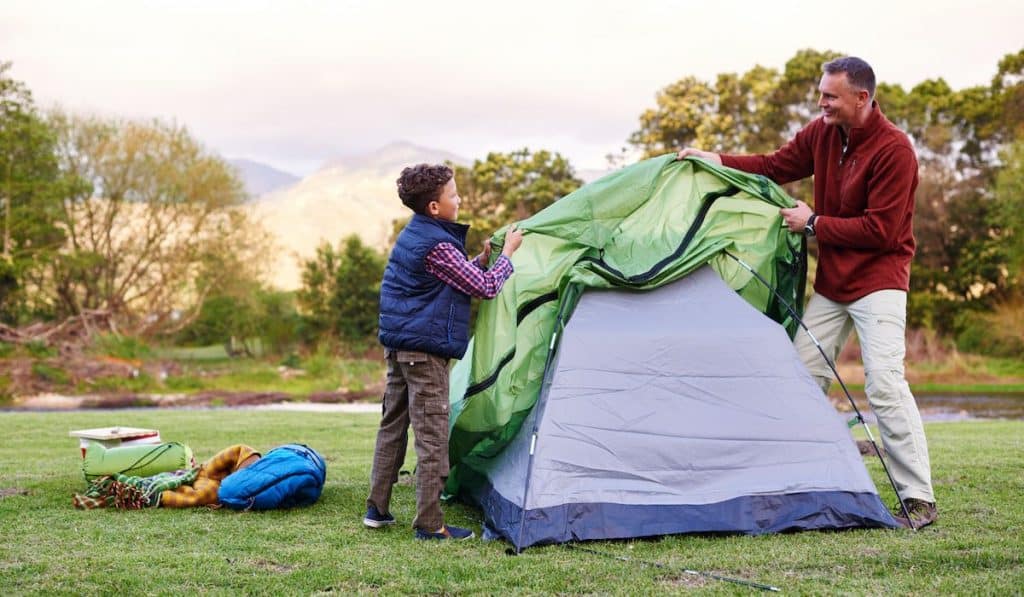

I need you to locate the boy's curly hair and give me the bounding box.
[396,164,454,214]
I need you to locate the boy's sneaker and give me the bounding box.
[414,525,475,541]
[363,505,396,528]
[892,498,938,529]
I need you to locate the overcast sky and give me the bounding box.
[4,0,1022,175]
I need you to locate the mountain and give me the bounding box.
[250,142,469,290]
[319,142,468,177]
[228,158,301,198]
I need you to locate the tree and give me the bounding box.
[880,51,1024,330]
[38,113,270,336]
[177,286,302,357]
[454,148,583,252]
[296,241,338,340]
[629,50,842,160]
[330,235,387,342]
[629,76,719,157]
[388,149,583,255]
[991,49,1024,144]
[629,47,1024,337]
[990,139,1024,283]
[0,62,79,323]
[296,235,386,344]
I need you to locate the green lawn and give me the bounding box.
[1,411,1021,594]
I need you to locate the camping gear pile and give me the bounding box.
[445,155,899,550]
[71,434,326,511]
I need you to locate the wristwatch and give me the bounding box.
[804,214,818,237]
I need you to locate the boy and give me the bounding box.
[364,163,523,540]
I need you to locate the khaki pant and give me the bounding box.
[367,349,451,531]
[794,290,934,503]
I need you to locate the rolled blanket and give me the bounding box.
[160,444,260,508]
[73,468,199,510]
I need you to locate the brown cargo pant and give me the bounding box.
[367,349,451,531]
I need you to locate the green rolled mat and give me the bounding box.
[82,442,195,482]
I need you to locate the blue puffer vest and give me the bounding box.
[378,214,472,359]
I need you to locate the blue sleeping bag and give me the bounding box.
[218,444,326,510]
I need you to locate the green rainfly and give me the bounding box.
[445,155,806,497]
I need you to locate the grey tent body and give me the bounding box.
[465,266,898,549]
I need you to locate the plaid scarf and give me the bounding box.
[73,468,200,510]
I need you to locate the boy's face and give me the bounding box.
[427,178,460,222]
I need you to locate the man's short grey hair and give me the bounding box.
[822,57,876,99]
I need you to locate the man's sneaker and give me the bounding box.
[414,525,475,540]
[363,505,396,528]
[893,498,938,529]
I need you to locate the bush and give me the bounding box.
[279,352,302,369]
[31,362,69,385]
[297,236,386,346]
[93,333,152,360]
[177,289,302,357]
[907,289,962,334]
[24,340,56,358]
[955,300,1024,358]
[165,375,204,391]
[0,373,11,404]
[302,347,336,378]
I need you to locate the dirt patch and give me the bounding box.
[0,488,29,498]
[657,573,709,589]
[252,559,297,573]
[0,353,182,397]
[12,382,384,411]
[856,440,885,457]
[308,388,380,403]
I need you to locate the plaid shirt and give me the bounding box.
[160,444,260,508]
[424,243,514,298]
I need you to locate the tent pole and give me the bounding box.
[722,250,915,529]
[511,284,579,553]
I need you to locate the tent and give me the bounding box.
[445,155,898,549]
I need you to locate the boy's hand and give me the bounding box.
[501,225,524,257]
[476,239,492,265]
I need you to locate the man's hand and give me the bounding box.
[675,147,722,165]
[501,225,524,257]
[780,200,814,232]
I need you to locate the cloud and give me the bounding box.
[5,0,1023,174]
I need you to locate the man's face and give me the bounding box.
[428,178,460,222]
[817,72,867,130]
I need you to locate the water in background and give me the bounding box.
[835,393,1024,423]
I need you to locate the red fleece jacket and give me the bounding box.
[721,103,918,302]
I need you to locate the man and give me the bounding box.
[677,56,936,529]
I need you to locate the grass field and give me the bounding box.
[1,410,1022,594]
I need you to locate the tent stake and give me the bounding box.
[722,250,915,528]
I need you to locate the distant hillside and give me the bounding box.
[228,158,301,198]
[250,142,469,290]
[319,143,468,177]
